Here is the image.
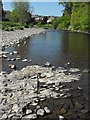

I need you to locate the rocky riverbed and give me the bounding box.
[0,65,89,119]
[1,28,46,48]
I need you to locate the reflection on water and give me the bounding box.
[3,30,89,72]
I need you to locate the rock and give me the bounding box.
[16,57,21,60]
[44,107,51,114]
[11,58,16,61]
[62,93,71,98]
[37,109,45,116]
[9,52,13,55]
[81,109,89,114]
[8,64,16,69]
[26,109,32,115]
[14,51,18,54]
[69,68,80,72]
[59,115,64,120]
[75,101,84,110]
[40,74,46,78]
[36,105,40,109]
[2,55,7,59]
[1,114,8,119]
[60,108,67,114]
[22,59,28,62]
[44,62,51,67]
[23,114,37,119]
[12,104,19,113]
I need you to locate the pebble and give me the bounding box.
[26,109,32,115]
[22,114,37,119]
[44,107,51,114]
[12,104,19,113]
[44,62,51,67]
[59,115,64,120]
[60,108,67,114]
[22,59,28,62]
[37,109,45,116]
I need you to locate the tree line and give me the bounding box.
[52,2,90,32]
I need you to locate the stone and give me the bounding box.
[44,62,51,67]
[37,109,45,116]
[40,74,46,78]
[26,109,32,115]
[60,108,67,114]
[12,104,19,113]
[59,115,64,120]
[10,52,13,55]
[1,114,8,119]
[22,59,28,62]
[69,68,80,72]
[8,64,16,69]
[11,58,16,61]
[44,107,51,114]
[2,55,7,59]
[14,51,18,54]
[22,114,37,119]
[16,57,21,60]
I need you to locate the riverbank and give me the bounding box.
[0,65,89,119]
[1,28,46,48]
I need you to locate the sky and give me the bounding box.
[2,2,64,16]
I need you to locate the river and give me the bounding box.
[3,29,89,71]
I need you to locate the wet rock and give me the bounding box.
[60,108,67,114]
[22,59,28,62]
[2,55,7,59]
[44,62,51,67]
[9,52,13,55]
[37,109,45,116]
[13,51,18,54]
[8,64,16,69]
[59,115,64,120]
[11,58,16,61]
[16,57,21,60]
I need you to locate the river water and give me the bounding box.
[3,29,89,71]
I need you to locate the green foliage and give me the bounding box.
[10,1,31,24]
[54,2,90,32]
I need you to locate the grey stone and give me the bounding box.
[44,107,51,114]
[26,109,32,115]
[37,109,45,116]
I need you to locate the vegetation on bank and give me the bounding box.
[52,2,90,32]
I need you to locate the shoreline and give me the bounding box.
[1,28,46,48]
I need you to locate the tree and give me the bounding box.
[10,0,31,24]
